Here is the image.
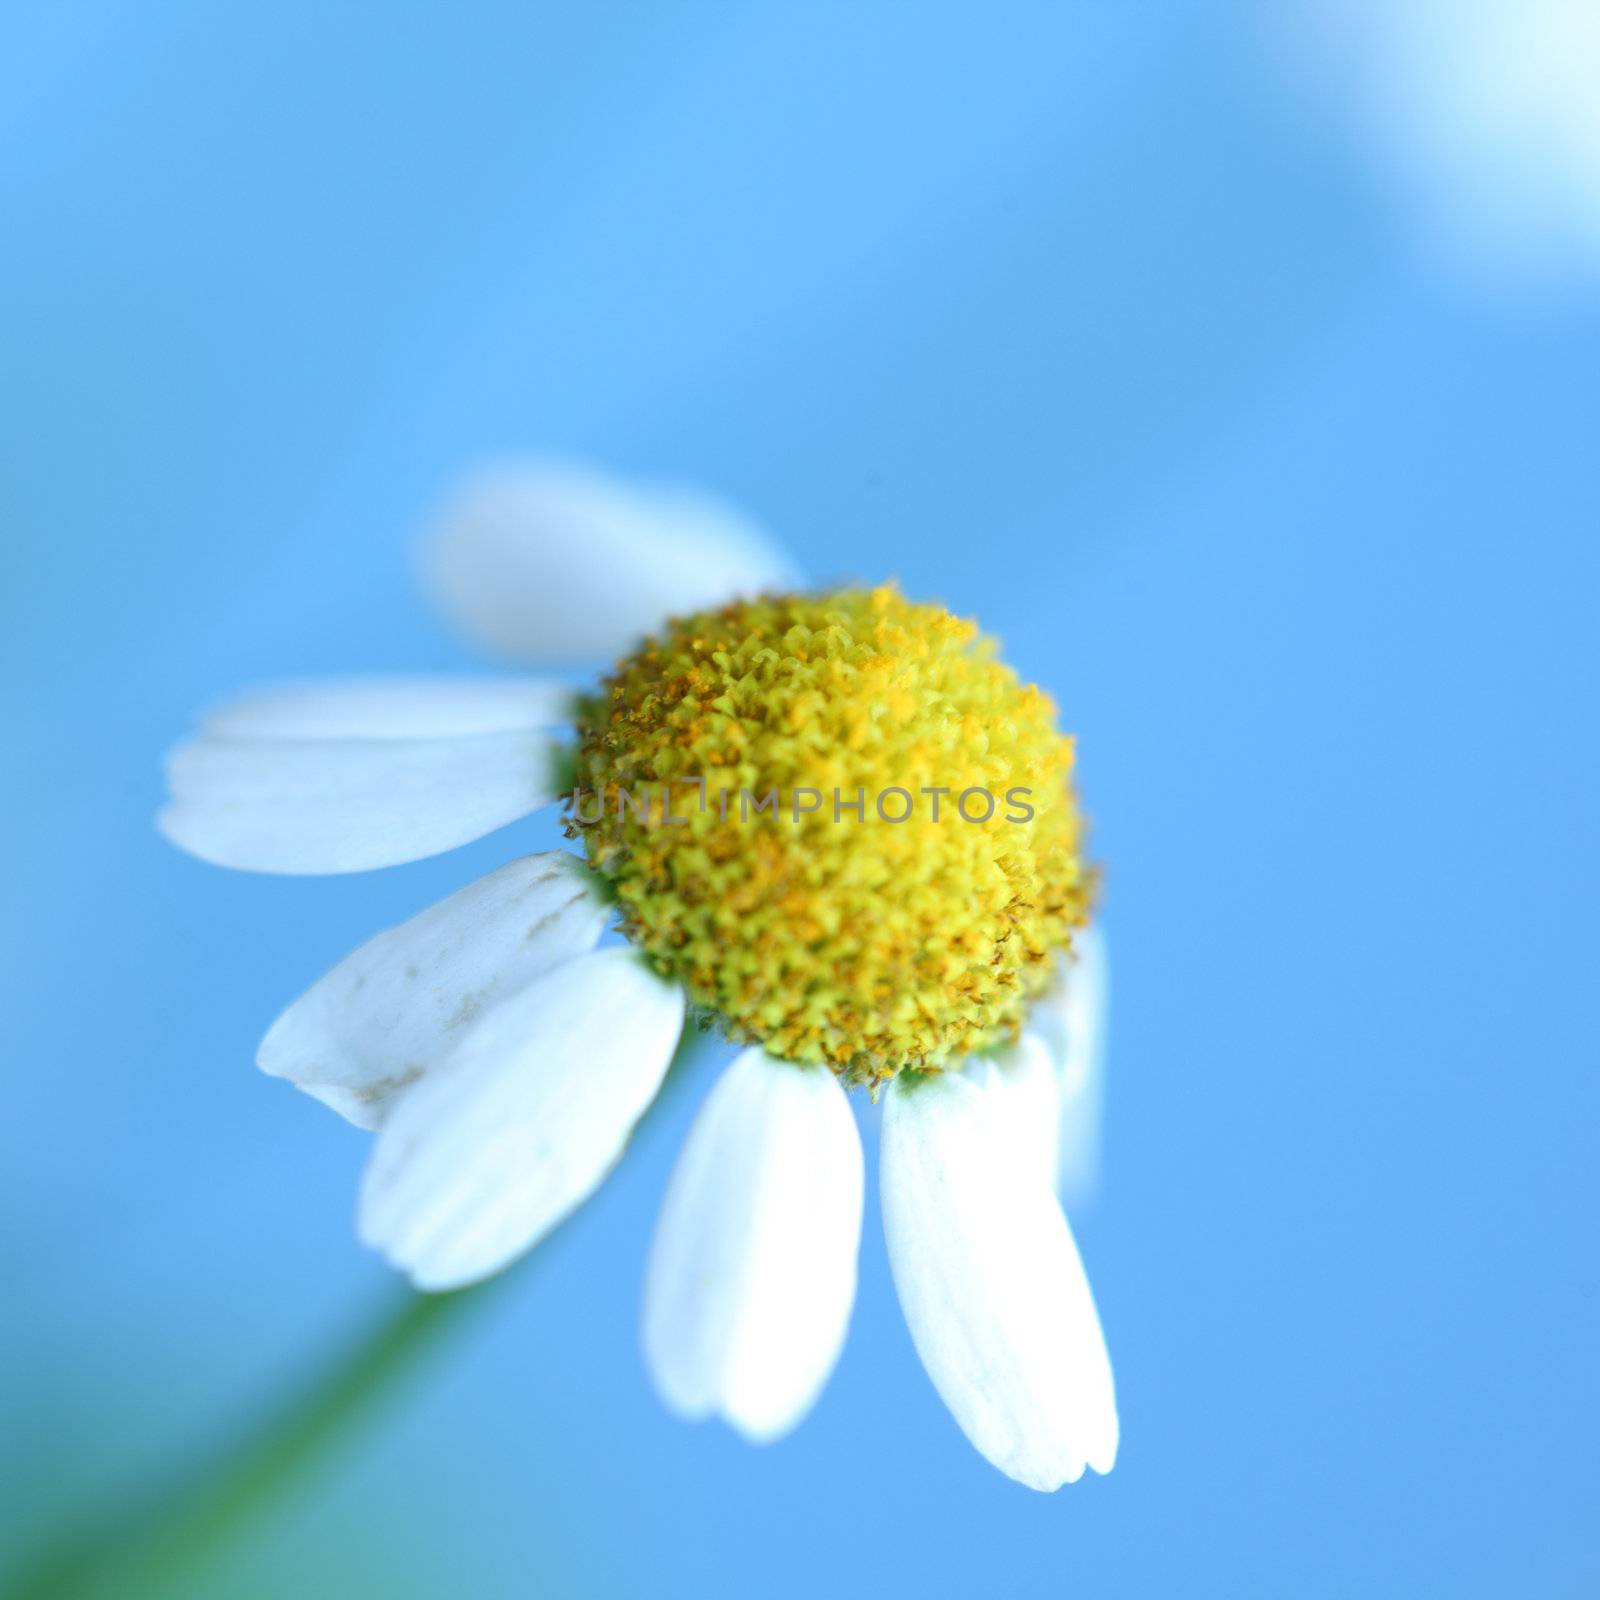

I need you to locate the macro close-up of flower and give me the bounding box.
[9,6,1599,1598]
[157,464,1118,1491]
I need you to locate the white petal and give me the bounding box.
[202,675,578,739]
[881,1067,1118,1491]
[422,459,802,663]
[642,1050,863,1443]
[258,852,610,1130]
[358,949,684,1290]
[974,1032,1062,1195]
[1034,927,1110,1207]
[158,729,563,874]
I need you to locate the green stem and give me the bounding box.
[5,1020,708,1600]
[6,1283,499,1600]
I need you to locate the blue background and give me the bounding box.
[5,4,1597,1596]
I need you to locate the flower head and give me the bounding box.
[158,460,1117,1490]
[571,585,1091,1080]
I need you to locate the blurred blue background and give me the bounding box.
[5,3,1598,1595]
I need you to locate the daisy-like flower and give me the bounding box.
[159,461,1116,1490]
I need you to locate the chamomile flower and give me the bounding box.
[159,461,1117,1490]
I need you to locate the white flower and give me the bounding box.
[159,459,1117,1490]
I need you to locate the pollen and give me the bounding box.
[565,585,1093,1083]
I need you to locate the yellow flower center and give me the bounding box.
[567,585,1092,1083]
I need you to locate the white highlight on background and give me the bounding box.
[1263,0,1600,295]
